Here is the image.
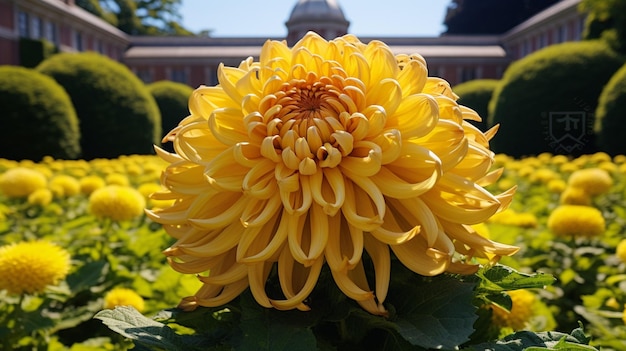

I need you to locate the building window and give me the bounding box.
[170,68,188,84]
[135,68,153,83]
[460,67,476,83]
[18,11,29,37]
[74,31,83,51]
[558,25,568,42]
[538,32,547,48]
[31,16,43,39]
[44,21,58,44]
[521,39,530,57]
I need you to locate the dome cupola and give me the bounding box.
[286,0,350,45]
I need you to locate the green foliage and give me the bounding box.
[444,0,560,34]
[580,0,626,53]
[95,264,562,351]
[37,52,161,159]
[19,38,58,68]
[453,79,500,131]
[0,65,80,160]
[146,80,193,151]
[75,0,193,35]
[594,62,626,155]
[489,40,624,157]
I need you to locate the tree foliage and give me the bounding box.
[580,0,626,53]
[444,0,561,34]
[75,0,193,35]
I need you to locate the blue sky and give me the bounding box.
[179,0,451,37]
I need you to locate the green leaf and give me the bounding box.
[233,292,318,351]
[95,306,180,350]
[478,265,556,292]
[464,328,599,351]
[66,260,109,293]
[391,276,478,350]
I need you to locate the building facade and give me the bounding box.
[1,0,586,87]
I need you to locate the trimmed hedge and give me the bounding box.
[489,40,624,157]
[0,65,80,160]
[453,79,500,131]
[595,62,626,155]
[37,52,161,160]
[146,80,193,151]
[19,38,58,68]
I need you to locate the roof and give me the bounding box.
[286,0,348,24]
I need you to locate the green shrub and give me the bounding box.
[452,79,500,131]
[0,65,80,160]
[19,38,58,68]
[595,62,626,155]
[37,52,161,160]
[489,40,624,157]
[146,80,193,151]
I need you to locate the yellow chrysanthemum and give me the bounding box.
[105,173,130,187]
[547,205,605,237]
[529,168,558,184]
[147,32,518,315]
[559,186,591,206]
[547,178,566,193]
[80,175,106,195]
[550,155,570,165]
[0,240,71,295]
[0,167,47,198]
[103,287,145,312]
[88,185,146,221]
[616,239,626,263]
[492,289,536,330]
[28,188,53,206]
[49,175,81,198]
[613,155,626,164]
[567,168,613,196]
[488,209,537,228]
[559,162,579,173]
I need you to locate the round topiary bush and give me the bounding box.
[453,79,500,131]
[489,40,624,157]
[37,52,161,160]
[595,62,626,155]
[146,80,193,151]
[0,65,80,160]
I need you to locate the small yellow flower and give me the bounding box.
[88,185,146,221]
[590,152,611,164]
[105,173,130,187]
[613,154,626,164]
[559,162,579,173]
[49,175,81,197]
[616,239,626,263]
[492,289,536,330]
[529,168,558,184]
[547,205,605,237]
[550,155,570,165]
[28,188,53,206]
[546,179,566,193]
[559,186,591,206]
[103,287,145,312]
[0,241,71,295]
[0,168,47,198]
[488,209,537,228]
[567,168,613,195]
[79,175,106,195]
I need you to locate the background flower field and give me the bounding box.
[1,151,626,350]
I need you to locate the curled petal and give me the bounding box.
[325,214,363,271]
[363,233,390,309]
[288,203,328,266]
[273,245,325,311]
[309,167,346,216]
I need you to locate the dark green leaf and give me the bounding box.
[67,260,109,293]
[464,329,599,351]
[391,276,478,350]
[233,292,318,351]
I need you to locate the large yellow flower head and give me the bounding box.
[0,167,48,198]
[547,205,606,238]
[147,32,518,316]
[0,240,71,295]
[88,185,146,221]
